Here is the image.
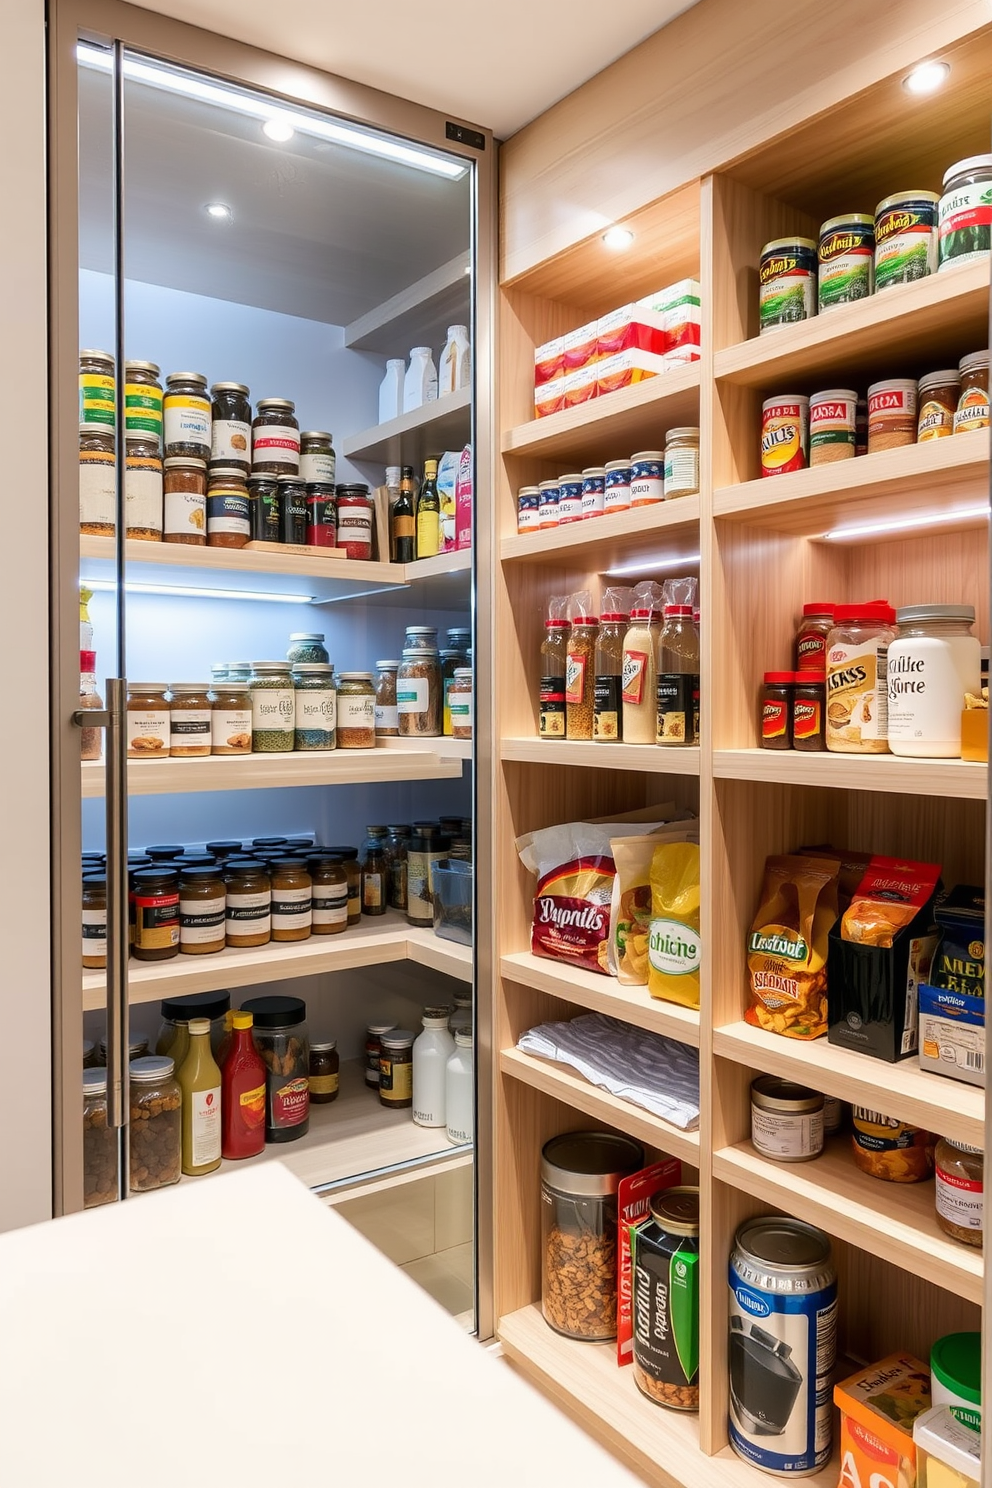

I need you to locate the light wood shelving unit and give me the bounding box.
[81,746,465,797]
[492,15,992,1486]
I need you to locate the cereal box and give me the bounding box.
[835,1353,932,1488]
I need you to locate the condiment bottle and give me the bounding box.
[412,1007,456,1128]
[177,1017,222,1175]
[309,1041,340,1104]
[565,616,598,741]
[361,827,389,916]
[220,1011,266,1160]
[656,605,699,746]
[760,672,794,749]
[622,608,658,745]
[539,620,569,739]
[416,458,440,558]
[593,611,627,742]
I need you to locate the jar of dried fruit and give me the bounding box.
[129,1054,181,1192]
[83,1067,118,1208]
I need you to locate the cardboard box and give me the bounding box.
[835,1354,931,1488]
[597,303,667,361]
[931,885,985,998]
[455,445,472,551]
[534,335,564,386]
[534,377,566,419]
[596,348,667,397]
[615,1157,681,1366]
[437,451,459,553]
[919,983,985,1087]
[562,320,600,373]
[562,363,599,409]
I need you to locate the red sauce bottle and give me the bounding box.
[221,1011,267,1159]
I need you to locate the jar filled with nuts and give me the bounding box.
[129,1054,181,1192]
[397,647,442,737]
[241,994,310,1143]
[540,1130,643,1341]
[83,1067,118,1208]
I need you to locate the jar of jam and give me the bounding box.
[300,431,336,485]
[277,475,307,545]
[795,603,835,672]
[248,473,280,542]
[792,672,826,752]
[379,1029,414,1109]
[325,846,361,923]
[210,382,251,472]
[374,660,399,737]
[82,872,107,970]
[169,684,212,757]
[918,371,960,440]
[163,371,210,460]
[79,426,116,536]
[124,360,163,446]
[365,1022,396,1090]
[125,433,163,540]
[210,681,252,755]
[270,858,312,942]
[309,1040,340,1103]
[308,854,348,934]
[954,350,990,434]
[336,672,376,748]
[252,398,300,473]
[178,865,226,955]
[224,859,271,947]
[163,457,207,544]
[336,484,374,560]
[79,349,115,433]
[131,867,180,961]
[207,466,250,548]
[126,683,171,758]
[305,484,337,547]
[760,671,794,749]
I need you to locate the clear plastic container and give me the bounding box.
[83,1067,118,1207]
[129,1055,181,1192]
[432,861,473,945]
[914,1405,981,1487]
[241,994,310,1143]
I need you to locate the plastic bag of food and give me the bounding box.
[610,824,699,984]
[841,856,941,947]
[746,854,841,1038]
[647,840,701,1008]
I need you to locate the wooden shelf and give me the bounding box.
[714,1020,984,1150]
[713,748,987,800]
[81,748,464,798]
[342,387,471,466]
[502,363,700,466]
[499,1046,699,1165]
[714,1137,983,1305]
[82,913,472,1011]
[501,738,700,774]
[344,252,470,355]
[714,259,991,389]
[501,951,700,1046]
[500,495,700,565]
[380,735,472,759]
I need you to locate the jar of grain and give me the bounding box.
[83,1068,118,1208]
[954,351,990,434]
[125,433,163,539]
[336,672,376,747]
[450,668,473,739]
[209,681,252,755]
[826,602,897,753]
[126,682,170,759]
[163,371,210,460]
[867,379,918,452]
[207,466,250,548]
[287,633,329,665]
[539,620,569,739]
[565,616,598,740]
[82,872,107,969]
[808,390,857,465]
[398,648,442,737]
[308,853,348,934]
[386,828,409,911]
[664,428,700,497]
[124,360,163,445]
[129,1055,181,1192]
[293,663,336,749]
[593,611,626,742]
[374,660,400,737]
[934,1137,983,1247]
[178,865,226,955]
[249,662,296,752]
[271,859,312,941]
[169,684,211,757]
[224,858,271,947]
[163,456,207,543]
[79,426,116,536]
[917,371,960,441]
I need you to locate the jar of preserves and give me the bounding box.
[664,427,700,498]
[300,431,336,486]
[760,672,794,749]
[593,610,626,742]
[795,603,835,672]
[566,616,598,740]
[252,397,300,474]
[163,371,211,460]
[362,826,389,917]
[336,672,376,748]
[826,602,897,753]
[450,668,473,739]
[124,360,163,445]
[224,858,271,947]
[241,994,310,1143]
[954,350,990,434]
[322,846,361,924]
[935,1137,983,1247]
[305,484,337,547]
[79,349,115,432]
[207,466,250,548]
[386,826,409,910]
[248,473,280,542]
[918,371,960,441]
[178,865,226,955]
[270,858,312,942]
[163,457,207,544]
[539,619,569,738]
[210,382,251,472]
[792,672,826,752]
[125,433,163,540]
[378,1028,414,1109]
[888,604,981,758]
[336,484,374,559]
[210,681,252,755]
[250,662,296,752]
[169,684,212,757]
[292,663,336,750]
[83,1068,118,1207]
[79,426,116,536]
[131,866,180,961]
[308,853,348,934]
[278,474,307,544]
[632,1187,701,1410]
[541,1131,644,1340]
[309,1040,340,1103]
[82,872,107,969]
[129,1055,181,1192]
[365,1021,396,1090]
[374,659,400,737]
[398,647,442,737]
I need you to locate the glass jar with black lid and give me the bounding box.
[278,475,307,545]
[324,845,361,924]
[131,867,180,961]
[156,989,231,1065]
[305,485,337,548]
[252,398,300,474]
[210,382,251,473]
[248,473,280,542]
[241,994,310,1142]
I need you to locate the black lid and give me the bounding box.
[207,840,243,855]
[324,845,359,860]
[308,852,345,868]
[82,872,107,887]
[127,852,151,865]
[285,837,315,847]
[413,820,438,833]
[224,857,267,872]
[161,989,231,1022]
[439,817,463,832]
[241,994,306,1028]
[335,482,370,496]
[132,867,179,888]
[180,865,222,882]
[145,845,185,861]
[252,837,288,848]
[82,851,106,862]
[273,856,309,871]
[386,824,411,835]
[181,853,218,868]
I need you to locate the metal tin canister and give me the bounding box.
[750,1076,825,1163]
[728,1217,837,1476]
[808,389,857,466]
[517,484,542,535]
[581,466,606,518]
[538,479,560,529]
[761,396,809,477]
[817,214,874,310]
[604,460,631,513]
[759,238,817,333]
[874,191,939,292]
[632,1187,700,1411]
[557,473,584,524]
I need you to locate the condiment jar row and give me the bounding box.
[516,430,699,537]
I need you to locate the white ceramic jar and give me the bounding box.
[887,604,981,758]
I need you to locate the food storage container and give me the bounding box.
[914,1405,981,1487]
[431,861,473,945]
[83,1067,118,1207]
[129,1055,181,1192]
[242,994,310,1143]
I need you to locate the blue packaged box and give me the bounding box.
[918,983,985,1088]
[931,884,985,998]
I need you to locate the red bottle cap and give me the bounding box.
[600,611,628,622]
[802,602,835,617]
[545,619,569,629]
[833,601,895,624]
[763,671,795,684]
[663,605,693,617]
[80,650,97,671]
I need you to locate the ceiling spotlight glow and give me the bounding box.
[902,60,950,95]
[262,115,295,143]
[205,202,232,220]
[602,226,635,251]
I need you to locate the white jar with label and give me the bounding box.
[445,1030,474,1145]
[403,346,438,412]
[750,1075,825,1163]
[887,604,981,758]
[439,324,471,395]
[412,1007,456,1128]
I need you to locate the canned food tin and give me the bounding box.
[517,484,542,535]
[817,215,874,309]
[759,238,817,333]
[581,467,606,518]
[750,1076,825,1163]
[939,155,992,271]
[867,379,918,453]
[557,474,583,524]
[808,389,857,466]
[629,451,664,506]
[632,1187,700,1411]
[538,479,560,529]
[728,1217,837,1476]
[874,191,939,292]
[604,461,631,513]
[761,397,809,477]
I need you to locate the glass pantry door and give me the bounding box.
[51,0,491,1331]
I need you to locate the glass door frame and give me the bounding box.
[48,0,496,1336]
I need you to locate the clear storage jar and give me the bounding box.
[292,663,336,750]
[250,662,296,752]
[129,1055,181,1192]
[83,1067,118,1208]
[157,990,231,1064]
[398,647,442,737]
[337,672,376,747]
[287,632,329,665]
[887,604,981,758]
[79,426,116,536]
[163,371,211,460]
[241,994,310,1143]
[374,660,400,737]
[825,602,897,753]
[210,681,252,755]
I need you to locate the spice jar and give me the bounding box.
[750,1076,824,1162]
[826,602,897,753]
[632,1188,701,1411]
[406,832,449,928]
[169,684,212,758]
[308,854,348,934]
[287,632,329,665]
[450,668,473,740]
[888,604,981,758]
[309,1040,340,1104]
[210,680,252,755]
[336,484,374,559]
[792,672,826,751]
[336,672,376,747]
[935,1138,983,1247]
[664,427,700,498]
[441,649,462,736]
[539,620,569,739]
[163,371,210,460]
[300,431,336,486]
[795,603,835,672]
[83,1068,118,1208]
[593,611,626,742]
[178,865,226,955]
[657,606,699,746]
[760,671,794,749]
[131,867,180,961]
[325,846,361,923]
[405,626,440,652]
[374,660,400,737]
[210,381,252,472]
[250,662,296,752]
[278,475,307,544]
[386,826,409,910]
[79,349,115,432]
[252,398,300,473]
[378,1029,414,1109]
[242,995,310,1143]
[224,859,271,947]
[918,371,960,440]
[365,1021,396,1090]
[79,426,116,536]
[541,1131,644,1341]
[954,351,990,434]
[207,466,250,548]
[163,456,207,543]
[129,1055,181,1192]
[82,872,107,969]
[292,663,336,750]
[248,473,280,542]
[398,648,442,737]
[360,827,388,917]
[125,433,163,539]
[270,858,312,942]
[565,616,598,740]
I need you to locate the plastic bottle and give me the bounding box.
[220,1011,266,1160]
[656,604,700,746]
[439,325,471,395]
[378,359,404,424]
[445,1030,474,1145]
[177,1017,222,1175]
[404,347,438,413]
[412,1007,456,1128]
[622,608,659,744]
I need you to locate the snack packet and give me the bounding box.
[647,840,701,1008]
[746,854,841,1038]
[609,823,699,983]
[841,856,941,947]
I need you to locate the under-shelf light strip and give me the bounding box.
[822,505,989,541]
[76,44,467,179]
[604,552,701,577]
[85,578,315,604]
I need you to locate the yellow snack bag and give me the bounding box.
[746,854,840,1039]
[647,841,700,1008]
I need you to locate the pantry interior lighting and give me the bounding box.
[85,579,316,604]
[262,115,295,143]
[604,552,701,577]
[902,60,951,95]
[76,43,468,179]
[822,504,989,541]
[602,226,635,250]
[205,202,232,220]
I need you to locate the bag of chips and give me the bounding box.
[647,840,701,1008]
[609,825,698,984]
[746,854,841,1039]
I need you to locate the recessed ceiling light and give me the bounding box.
[902,60,950,95]
[602,226,635,250]
[205,202,232,221]
[262,116,295,143]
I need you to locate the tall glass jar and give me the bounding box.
[404,626,439,652]
[292,663,337,750]
[440,649,461,736]
[124,360,163,445]
[539,619,569,739]
[593,611,627,742]
[825,602,897,754]
[79,349,115,431]
[386,826,410,911]
[82,872,107,969]
[250,662,296,752]
[656,606,699,746]
[79,426,116,536]
[210,382,251,472]
[397,648,442,737]
[83,1068,118,1208]
[252,397,300,473]
[129,1055,181,1192]
[362,827,389,917]
[241,994,310,1143]
[374,660,400,737]
[336,672,376,748]
[566,617,599,741]
[450,668,473,740]
[125,433,163,540]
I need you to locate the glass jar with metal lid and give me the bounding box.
[664,427,700,498]
[439,649,461,736]
[939,155,992,271]
[270,858,312,942]
[374,660,400,737]
[131,867,180,961]
[124,360,163,445]
[336,484,374,559]
[300,431,336,486]
[398,648,442,737]
[292,663,336,750]
[83,1067,118,1207]
[450,667,473,740]
[918,371,960,441]
[305,483,337,547]
[954,350,989,435]
[632,1187,701,1410]
[97,1034,149,1067]
[82,873,107,970]
[207,840,242,859]
[79,349,115,431]
[934,1137,983,1247]
[163,456,207,544]
[125,433,163,540]
[241,994,310,1143]
[309,1040,340,1103]
[248,472,280,542]
[164,371,210,459]
[540,1130,644,1340]
[337,672,376,748]
[287,632,329,666]
[224,859,271,947]
[322,845,361,922]
[750,1076,825,1162]
[249,662,296,752]
[378,1029,415,1109]
[252,398,300,474]
[888,603,981,758]
[129,1055,181,1192]
[365,1021,397,1090]
[169,684,212,758]
[178,865,226,955]
[228,662,251,682]
[79,426,116,535]
[210,382,251,472]
[277,474,307,544]
[308,853,348,935]
[210,681,251,756]
[404,625,439,652]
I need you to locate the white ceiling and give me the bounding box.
[129,0,698,139]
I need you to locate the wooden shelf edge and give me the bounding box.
[342,386,471,461]
[80,750,464,798]
[501,363,701,456]
[500,738,701,774]
[712,748,988,800]
[500,951,701,1046]
[322,1147,472,1206]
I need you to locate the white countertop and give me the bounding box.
[0,1164,639,1487]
